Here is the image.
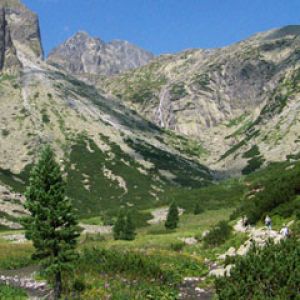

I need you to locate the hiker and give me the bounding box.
[242,216,249,229]
[265,215,272,230]
[280,224,290,238]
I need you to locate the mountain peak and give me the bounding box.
[73,31,91,39]
[48,33,154,76]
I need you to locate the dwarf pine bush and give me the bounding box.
[215,238,300,299]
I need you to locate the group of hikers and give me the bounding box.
[264,215,291,238]
[242,215,291,238]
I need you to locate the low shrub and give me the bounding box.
[215,238,300,299]
[80,248,179,284]
[234,161,300,224]
[203,221,232,248]
[0,285,27,299]
[169,241,185,252]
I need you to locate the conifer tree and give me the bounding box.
[22,146,80,299]
[113,210,126,240]
[113,210,136,240]
[165,202,179,229]
[123,213,136,240]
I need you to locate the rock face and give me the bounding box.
[47,31,154,76]
[1,0,43,58]
[0,7,20,72]
[101,25,300,172]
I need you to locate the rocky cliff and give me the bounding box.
[0,0,43,59]
[100,26,300,173]
[0,7,20,72]
[47,31,154,76]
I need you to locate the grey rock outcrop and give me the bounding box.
[0,7,20,71]
[47,31,154,76]
[0,0,44,59]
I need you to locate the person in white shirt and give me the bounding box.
[280,225,290,238]
[265,215,272,230]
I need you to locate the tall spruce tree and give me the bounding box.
[123,213,136,241]
[165,202,179,229]
[113,210,126,240]
[113,210,136,240]
[22,146,80,299]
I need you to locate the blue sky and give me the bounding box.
[23,0,300,57]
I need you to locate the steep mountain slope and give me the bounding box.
[47,31,154,76]
[0,1,211,229]
[100,26,300,173]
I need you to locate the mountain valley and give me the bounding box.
[0,1,300,299]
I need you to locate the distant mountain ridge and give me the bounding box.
[47,31,154,76]
[100,25,300,173]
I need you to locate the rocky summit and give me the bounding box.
[47,31,154,76]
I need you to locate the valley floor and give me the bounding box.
[0,207,295,300]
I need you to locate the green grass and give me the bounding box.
[0,235,33,270]
[0,285,27,299]
[65,208,232,298]
[84,208,234,251]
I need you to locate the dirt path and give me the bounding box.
[179,277,213,300]
[147,207,184,225]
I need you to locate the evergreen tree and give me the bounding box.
[22,146,80,299]
[123,213,136,240]
[194,203,204,215]
[165,202,179,229]
[113,210,136,240]
[113,210,126,240]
